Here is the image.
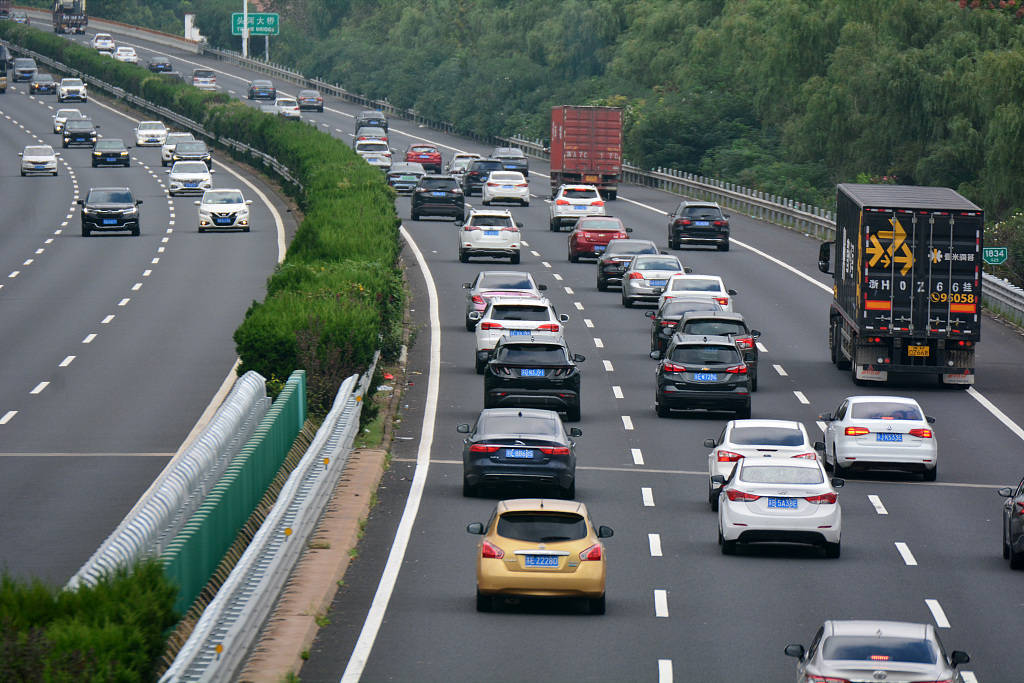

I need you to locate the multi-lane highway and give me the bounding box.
[17,20,1024,681]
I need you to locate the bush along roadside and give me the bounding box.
[0,24,404,415]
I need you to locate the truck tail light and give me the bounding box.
[726,489,760,502]
[806,492,838,504]
[579,544,602,561]
[909,428,932,438]
[481,540,504,559]
[845,427,870,436]
[716,450,744,462]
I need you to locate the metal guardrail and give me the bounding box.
[160,353,380,683]
[67,372,269,590]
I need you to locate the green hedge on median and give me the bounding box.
[0,24,404,414]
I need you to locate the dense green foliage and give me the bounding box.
[0,561,177,682]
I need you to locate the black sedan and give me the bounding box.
[596,238,660,291]
[247,79,277,100]
[147,56,173,73]
[999,477,1024,569]
[646,297,723,355]
[79,187,142,237]
[458,407,581,499]
[652,333,751,418]
[483,333,584,421]
[92,138,131,167]
[30,73,57,95]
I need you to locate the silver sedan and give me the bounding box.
[19,145,59,176]
[620,254,684,307]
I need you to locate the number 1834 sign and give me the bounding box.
[983,247,1008,265]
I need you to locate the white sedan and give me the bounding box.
[548,184,605,231]
[90,33,115,51]
[195,188,252,232]
[134,121,168,146]
[114,46,138,63]
[657,273,736,310]
[166,160,214,196]
[481,171,530,206]
[19,145,59,176]
[704,419,820,510]
[275,97,301,119]
[715,458,843,558]
[819,395,938,480]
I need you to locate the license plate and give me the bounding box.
[509,330,530,336]
[649,279,667,286]
[483,230,499,237]
[695,220,710,226]
[147,138,158,142]
[584,175,598,182]
[502,185,513,189]
[35,164,47,168]
[907,345,929,357]
[215,218,231,225]
[524,555,559,568]
[400,175,416,181]
[431,191,446,197]
[520,368,545,377]
[767,498,798,509]
[573,205,586,210]
[102,219,117,225]
[185,181,198,187]
[694,372,718,382]
[505,448,534,459]
[106,157,117,162]
[876,433,903,442]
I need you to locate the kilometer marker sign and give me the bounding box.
[983,247,1008,265]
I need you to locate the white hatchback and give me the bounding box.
[114,46,138,63]
[275,98,301,119]
[657,273,736,311]
[134,121,168,147]
[549,184,605,231]
[481,171,530,206]
[458,209,522,264]
[716,458,843,558]
[469,297,566,373]
[91,33,115,51]
[195,188,252,232]
[820,396,938,480]
[167,160,213,196]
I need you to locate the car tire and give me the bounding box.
[459,250,469,263]
[721,537,737,555]
[823,541,841,559]
[522,200,530,207]
[411,211,419,221]
[566,404,581,422]
[52,171,58,177]
[1003,527,1010,559]
[736,403,751,419]
[833,453,849,477]
[81,224,90,237]
[131,225,140,237]
[482,199,490,206]
[569,250,579,263]
[463,479,477,498]
[161,159,167,167]
[588,594,606,615]
[198,227,206,233]
[1011,549,1024,570]
[923,465,937,482]
[243,226,250,233]
[597,277,608,292]
[20,170,25,177]
[475,356,486,375]
[465,317,476,332]
[751,373,758,392]
[718,240,730,252]
[510,253,520,265]
[549,218,557,232]
[621,295,632,308]
[655,397,670,418]
[708,482,719,511]
[475,590,493,612]
[562,480,576,500]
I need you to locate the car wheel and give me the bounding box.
[475,590,493,612]
[750,373,758,392]
[243,226,250,233]
[81,225,90,237]
[510,252,520,265]
[52,171,58,177]
[1011,549,1024,570]
[549,218,557,232]
[199,227,206,233]
[566,404,581,422]
[20,170,25,177]
[721,537,737,555]
[465,317,476,332]
[736,403,751,419]
[655,397,670,418]
[131,225,140,236]
[588,594,606,615]
[569,250,579,263]
[459,250,469,263]
[482,199,490,206]
[597,277,608,292]
[562,480,576,500]
[463,479,477,498]
[833,452,849,477]
[411,211,419,221]
[922,465,937,482]
[161,159,167,167]
[718,240,730,252]
[475,356,486,375]
[621,295,632,308]
[91,161,97,168]
[522,199,530,207]
[823,541,841,559]
[708,482,719,511]
[1003,526,1010,559]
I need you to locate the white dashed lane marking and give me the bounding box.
[574,302,584,311]
[101,315,114,324]
[895,542,918,566]
[648,533,663,557]
[621,416,634,430]
[658,660,673,683]
[82,334,97,344]
[925,599,950,628]
[593,338,604,348]
[30,382,49,395]
[642,487,655,507]
[603,360,614,372]
[773,364,787,376]
[631,448,644,465]
[793,391,810,404]
[612,386,623,399]
[0,411,17,425]
[584,318,594,328]
[868,495,888,514]
[59,356,75,367]
[654,590,669,617]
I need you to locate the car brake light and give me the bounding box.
[537,323,560,332]
[481,540,504,559]
[793,452,818,460]
[725,364,747,374]
[726,489,760,502]
[1015,502,1024,517]
[713,220,726,226]
[845,427,870,436]
[555,199,570,205]
[660,320,677,327]
[479,322,503,330]
[579,544,602,561]
[469,444,501,453]
[716,450,743,462]
[486,182,499,187]
[591,200,605,207]
[471,295,485,305]
[501,225,519,232]
[805,492,838,504]
[663,362,687,372]
[628,272,644,279]
[676,219,692,226]
[463,224,475,231]
[909,428,933,438]
[539,446,571,455]
[735,336,754,349]
[516,183,529,188]
[714,296,730,306]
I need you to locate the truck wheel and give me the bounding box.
[607,191,617,200]
[836,328,851,370]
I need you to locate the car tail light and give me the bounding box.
[726,489,760,502]
[555,198,570,205]
[805,492,838,504]
[716,450,743,462]
[537,323,560,332]
[479,322,503,330]
[909,428,933,438]
[735,336,754,349]
[481,540,504,559]
[463,224,475,231]
[713,220,727,227]
[501,225,519,232]
[1015,502,1024,516]
[471,295,485,305]
[663,362,687,373]
[628,272,644,279]
[725,364,747,374]
[793,452,818,460]
[415,187,428,193]
[486,182,499,187]
[660,320,677,327]
[845,426,870,436]
[675,219,692,226]
[539,446,571,455]
[714,296,730,306]
[591,200,605,207]
[579,544,602,561]
[469,444,500,453]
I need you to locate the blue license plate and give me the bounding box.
[215,218,231,225]
[594,245,606,252]
[649,279,667,286]
[694,372,718,382]
[502,185,513,189]
[767,498,798,509]
[185,181,198,187]
[35,164,47,168]
[876,433,903,442]
[505,448,534,459]
[106,157,117,162]
[573,205,586,210]
[102,219,117,225]
[431,191,446,197]
[147,138,158,142]
[524,555,559,568]
[509,330,530,336]
[695,220,710,226]
[520,368,545,377]
[483,230,499,237]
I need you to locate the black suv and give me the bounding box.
[92,138,131,167]
[171,141,212,168]
[147,56,173,73]
[354,110,388,133]
[62,119,99,148]
[668,201,730,251]
[652,334,751,418]
[462,158,504,196]
[646,297,723,355]
[483,333,585,421]
[492,146,529,174]
[79,187,142,236]
[676,311,761,390]
[458,407,581,498]
[596,238,660,291]
[410,175,464,221]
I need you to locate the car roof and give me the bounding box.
[560,184,599,191]
[672,333,740,347]
[825,620,931,639]
[497,498,587,515]
[454,152,482,159]
[468,208,515,217]
[421,174,457,181]
[495,333,567,348]
[606,238,656,248]
[681,200,721,208]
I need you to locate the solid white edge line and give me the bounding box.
[654,589,669,617]
[658,659,673,683]
[925,598,951,628]
[894,541,918,566]
[341,225,440,683]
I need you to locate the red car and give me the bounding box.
[405,144,442,173]
[567,216,631,262]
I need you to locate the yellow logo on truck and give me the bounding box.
[866,216,915,276]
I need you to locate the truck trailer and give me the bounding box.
[819,184,983,387]
[53,0,87,34]
[549,105,622,200]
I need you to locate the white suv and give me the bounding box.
[458,209,522,264]
[90,33,115,51]
[468,297,567,373]
[134,121,168,147]
[548,184,605,231]
[56,78,87,103]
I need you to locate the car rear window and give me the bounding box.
[730,426,805,446]
[669,345,740,365]
[357,142,389,153]
[670,278,721,292]
[489,172,524,182]
[419,178,458,189]
[633,257,680,271]
[471,160,504,171]
[490,305,551,321]
[495,344,568,364]
[468,215,514,228]
[478,273,532,290]
[821,636,937,664]
[660,301,721,318]
[497,513,587,542]
[606,241,658,256]
[478,414,559,436]
[577,218,624,231]
[681,205,723,218]
[87,190,133,204]
[682,320,747,336]
[411,146,438,154]
[193,70,214,78]
[739,465,823,485]
[851,402,923,420]
[563,188,599,199]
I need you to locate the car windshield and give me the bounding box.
[821,636,938,664]
[681,205,723,218]
[95,141,124,150]
[497,513,587,542]
[357,142,389,153]
[669,345,740,364]
[14,59,35,68]
[739,465,824,485]
[469,215,514,228]
[562,188,599,199]
[25,146,53,156]
[633,257,681,271]
[670,278,722,292]
[730,426,805,446]
[478,273,533,290]
[682,320,747,336]
[851,402,923,420]
[56,109,82,118]
[489,305,551,321]
[660,300,721,317]
[202,190,244,205]
[495,344,568,364]
[62,79,83,87]
[479,413,560,436]
[87,190,132,204]
[65,121,93,131]
[173,162,209,174]
[139,122,164,131]
[419,178,457,189]
[176,142,207,153]
[606,241,657,256]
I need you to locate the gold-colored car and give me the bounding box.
[466,499,613,614]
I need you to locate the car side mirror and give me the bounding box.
[926,416,935,424]
[456,424,470,433]
[54,152,61,156]
[818,413,833,422]
[704,438,716,448]
[76,199,83,205]
[625,227,633,233]
[950,651,970,667]
[572,354,586,363]
[710,475,726,486]
[165,169,170,173]
[462,282,472,289]
[210,169,216,173]
[684,266,694,273]
[559,314,570,323]
[136,200,143,205]
[831,477,845,488]
[95,124,101,129]
[660,250,668,255]
[650,350,662,360]
[814,441,825,452]
[645,311,655,319]
[245,200,253,205]
[193,200,201,206]
[569,427,583,437]
[784,644,805,660]
[538,284,548,291]
[750,329,761,339]
[998,487,1013,497]
[516,221,523,228]
[466,522,484,535]
[727,289,738,295]
[468,311,482,321]
[724,213,731,219]
[597,525,614,538]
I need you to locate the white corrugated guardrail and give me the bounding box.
[67,372,270,590]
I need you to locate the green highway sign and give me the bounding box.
[983,246,1008,265]
[231,12,279,36]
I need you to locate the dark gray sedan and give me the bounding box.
[999,475,1024,568]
